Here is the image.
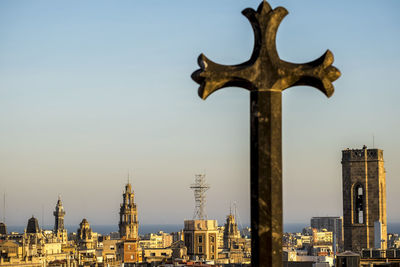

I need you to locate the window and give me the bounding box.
[151,253,156,256]
[211,245,214,252]
[354,184,364,224]
[210,236,214,243]
[198,235,203,243]
[161,253,167,256]
[130,255,134,260]
[198,246,203,253]
[128,245,131,250]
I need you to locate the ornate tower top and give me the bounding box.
[80,218,90,228]
[224,212,241,250]
[77,218,94,249]
[26,216,40,234]
[119,181,138,240]
[54,195,66,232]
[125,182,132,194]
[342,147,383,162]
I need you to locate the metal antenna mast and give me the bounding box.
[190,174,210,220]
[233,201,244,234]
[42,204,45,229]
[2,193,5,223]
[373,134,375,148]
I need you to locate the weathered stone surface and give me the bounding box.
[341,148,387,252]
[192,1,340,266]
[192,1,340,99]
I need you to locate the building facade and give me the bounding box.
[184,220,218,261]
[310,217,343,250]
[342,147,387,251]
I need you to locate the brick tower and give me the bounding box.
[341,146,387,251]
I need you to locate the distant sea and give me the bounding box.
[6,223,400,235]
[284,222,400,234]
[6,224,184,236]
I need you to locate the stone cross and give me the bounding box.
[191,1,340,266]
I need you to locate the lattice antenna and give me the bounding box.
[190,174,210,220]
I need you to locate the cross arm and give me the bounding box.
[191,1,288,100]
[191,54,256,100]
[191,0,341,100]
[277,50,341,97]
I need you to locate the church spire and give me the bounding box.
[54,195,65,232]
[119,179,138,240]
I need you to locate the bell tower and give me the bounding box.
[119,181,138,240]
[342,146,387,251]
[54,195,65,231]
[118,180,139,263]
[53,195,67,243]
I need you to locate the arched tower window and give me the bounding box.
[354,184,364,224]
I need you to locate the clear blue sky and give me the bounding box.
[0,0,399,228]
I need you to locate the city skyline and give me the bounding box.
[0,0,399,226]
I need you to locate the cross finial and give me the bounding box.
[192,1,340,100]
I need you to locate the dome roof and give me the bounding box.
[26,216,40,234]
[80,218,90,228]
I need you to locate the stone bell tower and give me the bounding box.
[119,181,138,240]
[54,195,65,232]
[118,180,139,263]
[342,146,387,252]
[53,195,68,243]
